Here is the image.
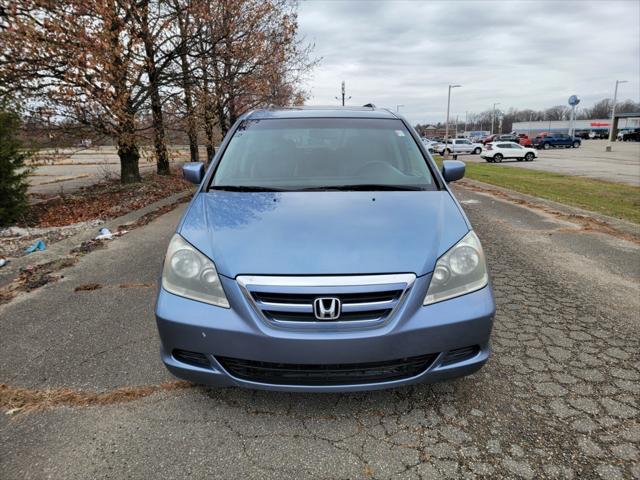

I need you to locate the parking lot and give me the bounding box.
[464,140,640,186]
[1,184,638,479]
[27,147,204,197]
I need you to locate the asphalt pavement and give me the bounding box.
[1,185,638,479]
[464,139,640,186]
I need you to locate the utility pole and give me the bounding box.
[444,84,461,159]
[335,80,351,106]
[396,104,404,112]
[491,102,500,135]
[607,79,627,150]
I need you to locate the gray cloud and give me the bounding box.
[298,0,640,123]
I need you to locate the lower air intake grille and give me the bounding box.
[442,345,480,366]
[217,354,437,386]
[173,349,210,368]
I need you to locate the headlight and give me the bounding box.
[424,231,488,305]
[162,234,229,307]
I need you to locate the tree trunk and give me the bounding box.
[118,105,141,184]
[204,108,216,161]
[118,140,141,184]
[140,1,170,175]
[176,8,199,163]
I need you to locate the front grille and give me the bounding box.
[252,290,403,305]
[217,354,437,386]
[264,309,390,322]
[237,274,415,329]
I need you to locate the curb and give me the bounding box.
[0,190,191,288]
[457,178,640,239]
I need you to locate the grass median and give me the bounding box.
[434,157,640,224]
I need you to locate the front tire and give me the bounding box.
[473,147,481,154]
[525,152,535,161]
[572,141,580,148]
[493,153,503,163]
[543,142,551,150]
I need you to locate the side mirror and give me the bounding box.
[183,162,205,184]
[442,160,465,183]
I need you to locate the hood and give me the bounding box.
[179,191,469,278]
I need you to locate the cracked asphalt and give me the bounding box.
[1,185,639,479]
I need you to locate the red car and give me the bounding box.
[481,134,498,144]
[517,134,532,146]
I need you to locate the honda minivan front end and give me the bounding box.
[155,107,495,392]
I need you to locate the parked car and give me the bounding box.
[481,142,537,163]
[421,138,438,152]
[481,134,498,144]
[435,138,483,155]
[156,106,495,392]
[622,128,640,142]
[531,133,581,149]
[494,134,518,143]
[516,134,532,146]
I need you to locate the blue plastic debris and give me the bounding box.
[24,240,46,253]
[95,228,114,240]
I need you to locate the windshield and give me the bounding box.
[211,118,436,191]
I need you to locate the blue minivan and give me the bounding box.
[155,106,495,392]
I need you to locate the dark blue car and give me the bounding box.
[155,106,495,392]
[532,133,581,149]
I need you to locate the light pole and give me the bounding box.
[464,111,468,136]
[335,80,351,106]
[491,102,500,135]
[607,80,628,150]
[396,104,404,112]
[444,84,461,158]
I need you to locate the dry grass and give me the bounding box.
[0,381,193,415]
[434,156,640,224]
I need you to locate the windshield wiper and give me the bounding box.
[296,184,428,191]
[210,185,288,192]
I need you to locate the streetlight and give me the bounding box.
[335,80,351,106]
[607,80,628,150]
[444,84,461,158]
[396,104,404,112]
[491,102,500,135]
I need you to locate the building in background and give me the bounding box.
[512,117,639,137]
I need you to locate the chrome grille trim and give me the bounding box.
[237,274,416,330]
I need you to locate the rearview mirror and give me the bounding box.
[442,160,465,183]
[183,162,205,185]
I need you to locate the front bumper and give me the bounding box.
[155,275,495,392]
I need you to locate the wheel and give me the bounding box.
[444,148,451,155]
[543,143,551,150]
[485,158,493,163]
[493,153,503,163]
[572,141,580,148]
[525,152,535,161]
[473,147,481,154]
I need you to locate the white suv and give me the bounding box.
[481,142,536,163]
[436,138,482,156]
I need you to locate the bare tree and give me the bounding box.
[1,0,149,182]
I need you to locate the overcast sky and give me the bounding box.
[297,0,640,124]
